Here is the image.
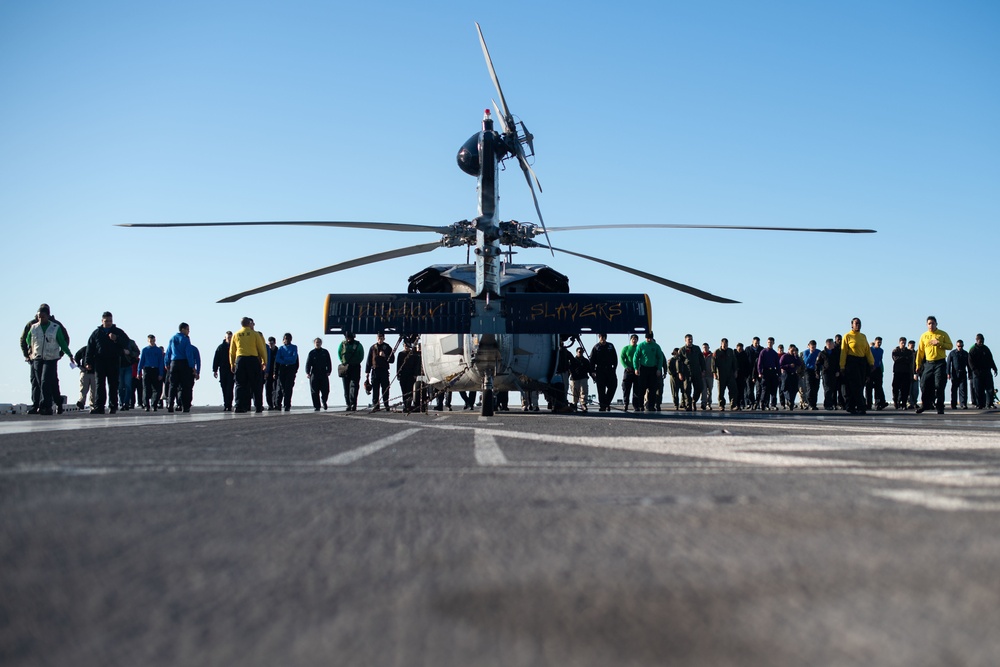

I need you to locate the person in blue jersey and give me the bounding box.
[164,323,199,413]
[801,340,820,410]
[137,334,165,411]
[274,333,299,411]
[864,336,888,411]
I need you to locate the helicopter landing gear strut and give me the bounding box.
[481,375,495,417]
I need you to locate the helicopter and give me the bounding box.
[122,23,875,416]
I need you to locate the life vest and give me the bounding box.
[29,321,63,361]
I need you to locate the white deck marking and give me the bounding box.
[317,428,422,465]
[474,431,508,466]
[0,411,239,435]
[6,412,1000,511]
[871,489,1000,512]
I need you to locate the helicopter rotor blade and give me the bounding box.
[475,22,551,254]
[544,223,877,234]
[516,145,543,193]
[544,243,740,304]
[217,241,443,303]
[519,162,553,256]
[477,22,513,128]
[491,99,511,134]
[118,220,453,233]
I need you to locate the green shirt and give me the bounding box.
[620,343,638,371]
[633,340,664,369]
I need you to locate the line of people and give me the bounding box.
[608,317,997,415]
[21,306,999,417]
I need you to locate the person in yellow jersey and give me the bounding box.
[839,317,875,414]
[915,315,953,414]
[229,316,268,413]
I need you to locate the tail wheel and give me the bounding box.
[481,388,495,417]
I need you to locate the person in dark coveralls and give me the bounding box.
[84,311,130,414]
[396,339,421,413]
[756,337,780,411]
[891,337,914,410]
[230,317,268,413]
[366,332,395,412]
[459,390,478,411]
[968,333,998,409]
[137,334,165,411]
[117,337,140,411]
[667,348,682,410]
[700,343,715,410]
[743,337,762,409]
[569,346,593,412]
[734,342,751,410]
[212,331,235,411]
[264,336,278,410]
[778,344,802,410]
[23,304,73,415]
[906,339,920,409]
[816,338,840,410]
[947,339,970,409]
[589,333,618,411]
[74,345,96,410]
[165,322,198,413]
[274,333,299,411]
[589,333,618,412]
[21,304,70,414]
[337,332,364,411]
[678,334,704,411]
[713,338,739,411]
[306,337,333,411]
[546,340,573,412]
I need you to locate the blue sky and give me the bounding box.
[2,1,998,405]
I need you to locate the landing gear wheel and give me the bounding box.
[481,388,494,417]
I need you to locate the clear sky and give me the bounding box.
[2,1,998,406]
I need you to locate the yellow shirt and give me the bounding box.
[916,329,953,367]
[839,330,875,369]
[229,326,268,368]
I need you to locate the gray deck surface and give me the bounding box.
[3,407,999,667]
